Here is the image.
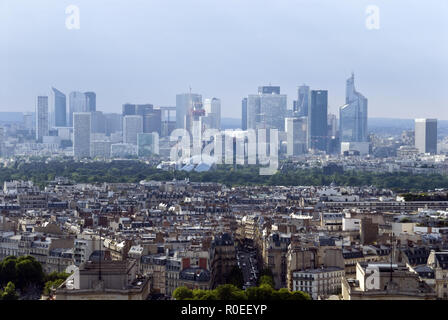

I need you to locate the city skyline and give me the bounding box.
[1,0,447,119]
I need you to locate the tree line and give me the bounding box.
[172,275,311,300]
[0,255,70,300]
[1,159,448,192]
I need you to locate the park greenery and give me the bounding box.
[172,275,311,300]
[401,192,448,202]
[1,159,448,192]
[0,255,70,300]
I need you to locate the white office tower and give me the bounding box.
[36,96,49,142]
[415,118,438,154]
[285,117,307,156]
[73,112,91,159]
[203,98,221,130]
[123,115,143,145]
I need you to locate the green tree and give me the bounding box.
[214,284,247,300]
[192,289,218,300]
[0,256,18,286]
[259,275,274,288]
[173,286,194,300]
[43,278,65,296]
[246,284,273,300]
[1,281,19,300]
[15,256,44,290]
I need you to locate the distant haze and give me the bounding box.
[1,0,447,119]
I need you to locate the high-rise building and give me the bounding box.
[122,103,136,117]
[123,115,143,145]
[122,103,160,135]
[137,133,159,157]
[309,90,328,151]
[84,92,96,112]
[143,109,162,135]
[160,106,176,137]
[36,96,49,142]
[90,140,112,159]
[176,93,202,130]
[242,98,248,131]
[295,85,310,117]
[339,73,368,143]
[285,117,307,156]
[203,98,221,130]
[415,118,438,154]
[73,112,91,159]
[23,112,34,132]
[135,104,153,117]
[328,113,338,138]
[69,92,87,127]
[246,86,287,131]
[105,113,123,136]
[50,87,67,128]
[111,143,137,158]
[91,111,106,134]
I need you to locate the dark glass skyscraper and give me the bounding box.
[309,90,328,151]
[85,92,96,112]
[122,103,136,116]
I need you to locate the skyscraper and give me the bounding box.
[135,104,153,117]
[309,90,328,151]
[176,93,202,130]
[91,111,106,134]
[123,115,143,145]
[203,98,221,130]
[246,86,287,131]
[105,113,123,136]
[339,73,368,143]
[36,96,49,142]
[295,85,310,117]
[23,112,33,132]
[242,98,248,130]
[69,92,87,127]
[84,92,96,112]
[137,133,159,157]
[143,109,162,135]
[160,106,176,137]
[73,112,91,159]
[285,117,307,156]
[122,103,137,116]
[415,118,438,154]
[50,87,67,128]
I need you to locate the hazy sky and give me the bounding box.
[1,0,447,119]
